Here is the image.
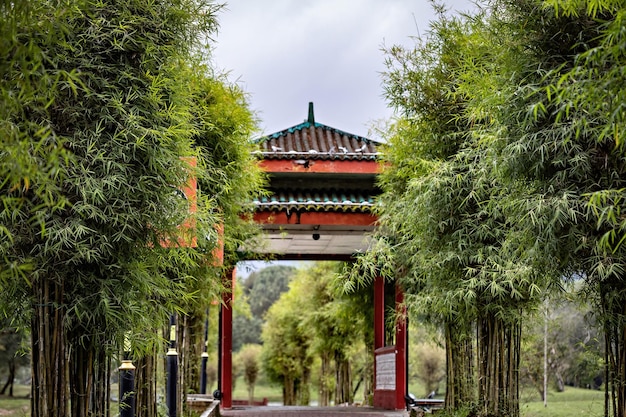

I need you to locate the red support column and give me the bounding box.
[395,284,408,410]
[219,268,235,409]
[373,275,391,409]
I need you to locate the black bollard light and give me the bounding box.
[200,351,209,395]
[166,314,178,417]
[119,359,136,417]
[200,314,209,394]
[215,305,223,401]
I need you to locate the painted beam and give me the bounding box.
[259,159,380,174]
[243,253,356,261]
[253,211,376,226]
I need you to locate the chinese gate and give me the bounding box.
[217,103,408,410]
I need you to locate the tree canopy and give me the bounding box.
[0,1,264,416]
[261,262,371,406]
[346,1,626,416]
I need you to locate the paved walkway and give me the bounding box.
[219,405,408,417]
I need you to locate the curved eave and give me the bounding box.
[253,202,374,213]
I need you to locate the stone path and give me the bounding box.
[219,405,408,417]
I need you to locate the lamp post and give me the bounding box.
[161,157,195,417]
[166,314,178,417]
[119,360,135,417]
[119,335,136,417]
[214,305,223,401]
[200,313,209,394]
[119,358,136,417]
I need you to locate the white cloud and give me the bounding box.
[213,0,477,139]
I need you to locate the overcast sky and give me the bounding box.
[212,0,478,141]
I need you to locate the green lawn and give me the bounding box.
[0,383,604,416]
[0,385,30,417]
[229,377,430,406]
[520,387,604,417]
[232,378,606,417]
[231,376,283,403]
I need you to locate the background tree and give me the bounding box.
[376,7,499,414]
[0,320,29,398]
[477,2,626,415]
[245,265,296,317]
[399,2,626,416]
[234,265,296,350]
[261,281,313,406]
[237,344,262,404]
[521,286,604,399]
[302,262,366,406]
[0,0,69,291]
[1,5,71,411]
[261,262,371,406]
[372,2,589,416]
[537,2,626,415]
[408,324,446,398]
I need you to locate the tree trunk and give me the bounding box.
[540,300,548,407]
[334,351,352,405]
[476,313,521,417]
[247,383,255,405]
[0,360,15,396]
[363,349,373,405]
[319,351,331,406]
[444,320,475,411]
[66,335,112,417]
[299,364,311,405]
[69,342,94,417]
[178,311,204,414]
[600,280,626,417]
[283,376,295,405]
[135,353,158,417]
[31,277,68,417]
[178,314,188,415]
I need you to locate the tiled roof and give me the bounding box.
[253,189,376,213]
[253,103,381,161]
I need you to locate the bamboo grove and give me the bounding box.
[344,1,626,417]
[0,1,264,417]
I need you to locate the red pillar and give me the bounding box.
[219,268,235,409]
[395,284,407,410]
[373,275,392,409]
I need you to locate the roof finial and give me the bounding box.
[307,102,315,125]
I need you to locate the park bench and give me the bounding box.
[405,394,444,414]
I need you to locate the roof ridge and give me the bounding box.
[253,121,383,144]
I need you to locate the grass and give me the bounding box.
[229,376,430,406]
[520,387,604,417]
[231,376,283,403]
[0,385,118,417]
[0,383,604,417]
[0,385,30,417]
[230,379,605,417]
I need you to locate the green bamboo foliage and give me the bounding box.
[377,9,479,413]
[560,4,626,412]
[172,65,265,414]
[374,4,550,416]
[308,1,626,416]
[375,1,626,417]
[0,0,70,289]
[0,1,263,416]
[480,2,626,416]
